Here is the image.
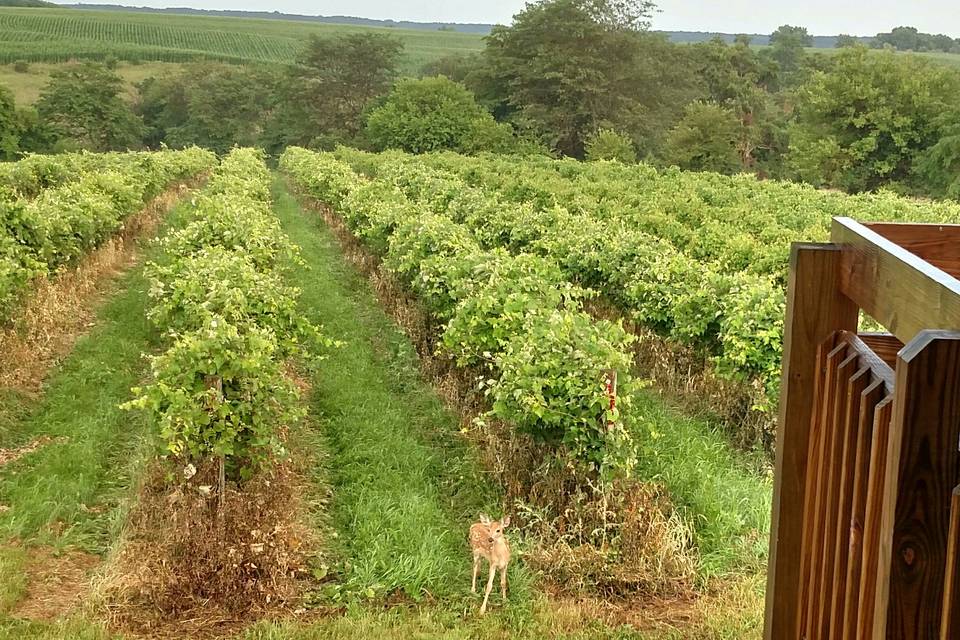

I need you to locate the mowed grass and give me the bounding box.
[0,199,198,634]
[0,7,484,74]
[272,178,533,607]
[0,60,185,105]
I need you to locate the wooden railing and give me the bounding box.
[765,218,960,640]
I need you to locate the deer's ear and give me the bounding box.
[501,515,511,527]
[479,513,491,525]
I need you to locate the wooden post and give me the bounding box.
[765,243,859,640]
[874,331,960,640]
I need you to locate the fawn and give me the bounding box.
[469,513,511,615]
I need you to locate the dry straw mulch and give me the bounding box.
[0,181,197,392]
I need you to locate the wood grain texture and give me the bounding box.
[865,222,960,279]
[832,217,960,345]
[814,351,859,638]
[797,338,837,638]
[828,365,872,638]
[879,332,960,640]
[859,332,905,371]
[766,244,859,640]
[940,486,960,640]
[859,397,894,640]
[842,377,888,640]
[804,343,851,637]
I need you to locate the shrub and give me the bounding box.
[365,76,515,154]
[12,60,28,73]
[584,129,637,163]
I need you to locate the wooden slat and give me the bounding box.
[842,377,888,640]
[864,222,960,279]
[804,342,851,637]
[765,244,859,640]
[876,331,960,640]
[857,397,894,640]
[941,486,960,640]
[832,217,960,345]
[858,332,904,371]
[828,365,872,638]
[797,338,837,638]
[814,351,859,638]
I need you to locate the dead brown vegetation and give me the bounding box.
[96,454,316,638]
[0,179,201,392]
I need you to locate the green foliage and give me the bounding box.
[874,26,960,54]
[491,309,638,471]
[264,33,403,153]
[282,147,643,476]
[0,148,216,322]
[138,64,276,154]
[768,24,811,78]
[584,128,636,163]
[127,148,331,481]
[0,85,18,160]
[787,47,960,192]
[482,0,680,158]
[663,102,742,174]
[11,60,28,73]
[36,62,145,151]
[835,34,859,48]
[366,76,515,154]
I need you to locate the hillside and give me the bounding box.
[0,0,56,6]
[0,6,484,72]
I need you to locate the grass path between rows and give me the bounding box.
[271,178,535,607]
[0,199,197,632]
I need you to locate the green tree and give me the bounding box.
[36,62,144,151]
[787,46,960,192]
[366,76,515,154]
[835,34,859,48]
[584,128,636,162]
[138,64,275,154]
[483,0,678,157]
[768,24,812,79]
[662,102,742,174]
[264,33,403,152]
[0,84,19,160]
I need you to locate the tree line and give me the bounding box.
[2,0,960,200]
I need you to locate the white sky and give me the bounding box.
[62,0,960,37]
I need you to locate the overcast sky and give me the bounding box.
[64,0,960,37]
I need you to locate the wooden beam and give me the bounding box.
[765,244,859,640]
[832,217,960,345]
[875,331,960,640]
[865,222,960,279]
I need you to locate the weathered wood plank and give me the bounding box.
[842,376,888,639]
[814,351,859,638]
[829,365,872,638]
[765,244,859,640]
[805,343,850,636]
[865,222,960,279]
[857,397,893,640]
[858,332,904,371]
[876,332,960,640]
[832,217,960,345]
[797,338,836,637]
[940,486,960,640]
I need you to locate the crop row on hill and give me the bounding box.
[331,148,960,430]
[0,147,215,321]
[0,8,484,72]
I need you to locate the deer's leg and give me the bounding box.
[471,553,480,593]
[500,563,507,599]
[480,564,496,615]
